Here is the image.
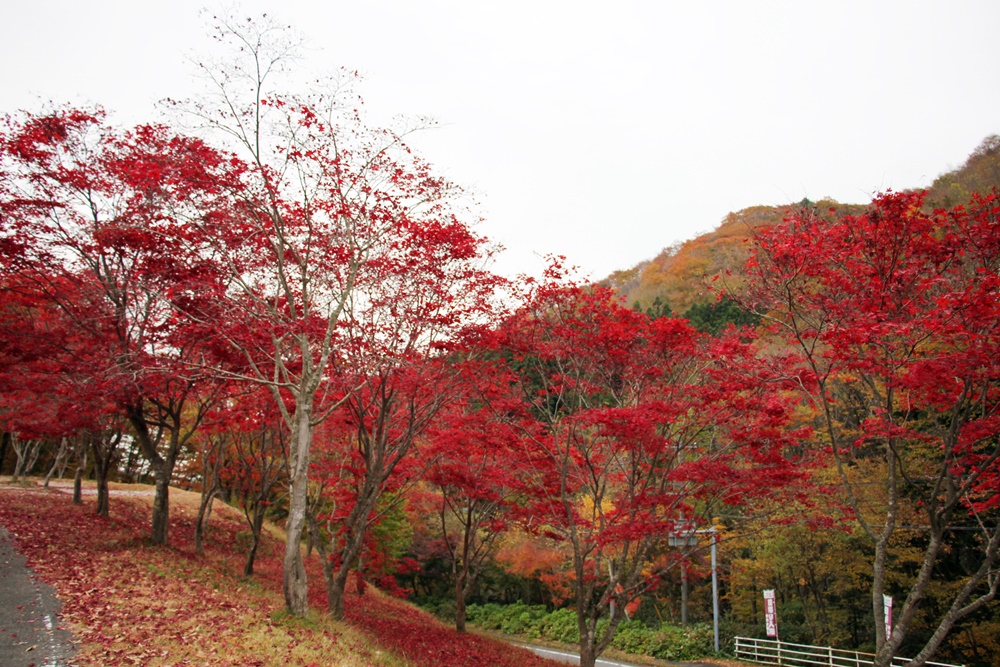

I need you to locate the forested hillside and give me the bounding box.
[609,134,1000,317]
[590,136,1000,667]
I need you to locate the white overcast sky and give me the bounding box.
[3,1,999,280]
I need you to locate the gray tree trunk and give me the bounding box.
[73,445,87,505]
[282,405,312,617]
[44,438,69,488]
[12,437,41,482]
[194,485,218,555]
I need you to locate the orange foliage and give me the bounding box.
[496,532,575,604]
[609,134,1000,316]
[611,200,860,314]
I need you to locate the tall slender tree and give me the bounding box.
[176,14,503,616]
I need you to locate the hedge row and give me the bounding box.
[426,601,714,661]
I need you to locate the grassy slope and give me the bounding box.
[0,479,555,667]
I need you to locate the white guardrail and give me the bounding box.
[734,637,964,667]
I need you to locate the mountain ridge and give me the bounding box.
[604,134,1000,314]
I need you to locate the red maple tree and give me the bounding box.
[740,190,1000,667]
[172,15,506,616]
[423,360,523,631]
[0,108,234,540]
[489,265,807,667]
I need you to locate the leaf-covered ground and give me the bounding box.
[0,480,555,667]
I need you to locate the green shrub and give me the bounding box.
[465,602,716,663]
[648,623,714,661]
[432,600,457,622]
[498,603,548,636]
[411,596,456,622]
[610,619,654,655]
[464,602,547,636]
[538,607,579,643]
[466,603,504,630]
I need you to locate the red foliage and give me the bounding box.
[0,107,238,542]
[742,189,1000,656]
[477,266,809,664]
[0,485,557,667]
[745,190,1000,511]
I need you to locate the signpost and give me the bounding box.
[883,594,893,641]
[763,589,778,639]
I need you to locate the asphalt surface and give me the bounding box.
[523,643,657,666]
[0,526,76,667]
[519,642,714,667]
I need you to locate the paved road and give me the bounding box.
[522,644,646,666]
[520,643,710,667]
[0,526,76,667]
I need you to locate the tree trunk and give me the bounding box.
[681,561,689,625]
[56,444,70,479]
[328,567,348,621]
[44,438,69,487]
[355,552,367,597]
[11,437,26,482]
[194,485,218,555]
[329,525,367,621]
[196,436,225,555]
[0,432,10,475]
[305,524,317,558]
[455,573,468,633]
[244,506,266,577]
[73,446,87,505]
[149,426,185,546]
[125,401,195,547]
[22,439,43,480]
[283,406,312,617]
[12,437,40,482]
[92,439,112,518]
[150,458,173,544]
[90,431,122,518]
[122,438,142,483]
[282,490,309,615]
[579,633,597,667]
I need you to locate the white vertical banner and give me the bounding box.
[883,594,893,640]
[763,589,778,638]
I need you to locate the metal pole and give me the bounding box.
[712,529,719,652]
[681,560,689,625]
